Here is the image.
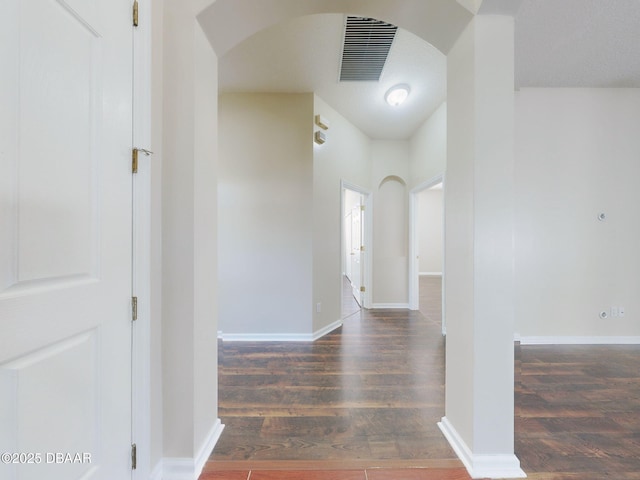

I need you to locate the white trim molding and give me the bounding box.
[419,272,442,276]
[161,419,224,480]
[438,417,526,479]
[312,320,343,340]
[220,320,343,343]
[195,420,224,476]
[221,333,314,342]
[132,1,153,479]
[150,460,163,480]
[519,336,640,345]
[371,303,410,309]
[161,458,196,480]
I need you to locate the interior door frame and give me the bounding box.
[349,201,364,306]
[132,0,152,478]
[408,174,446,335]
[340,179,372,309]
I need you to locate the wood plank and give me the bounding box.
[366,468,472,480]
[209,280,640,479]
[516,344,640,478]
[212,301,455,465]
[203,459,464,471]
[249,471,365,480]
[198,472,249,480]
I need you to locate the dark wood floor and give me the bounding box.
[418,276,441,328]
[207,276,462,480]
[515,344,640,479]
[200,464,472,480]
[342,274,442,324]
[205,276,640,480]
[211,307,453,463]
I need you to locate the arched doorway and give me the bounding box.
[157,2,523,478]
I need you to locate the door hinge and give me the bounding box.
[131,443,137,470]
[132,148,153,174]
[360,286,366,292]
[360,245,365,251]
[132,296,138,321]
[360,205,365,211]
[133,0,139,27]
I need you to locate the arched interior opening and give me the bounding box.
[216,10,449,335]
[207,0,462,468]
[158,2,523,478]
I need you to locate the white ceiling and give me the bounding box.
[515,0,640,88]
[219,14,446,140]
[218,0,640,140]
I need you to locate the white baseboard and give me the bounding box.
[195,419,224,476]
[161,458,195,480]
[371,303,410,309]
[161,419,224,480]
[312,319,343,340]
[419,272,442,276]
[438,417,526,479]
[220,320,343,343]
[150,460,163,480]
[221,332,314,342]
[519,335,640,345]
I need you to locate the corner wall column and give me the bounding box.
[441,13,525,479]
[160,0,222,477]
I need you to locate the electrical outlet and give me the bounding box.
[316,302,322,313]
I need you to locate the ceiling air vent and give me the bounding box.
[339,16,398,82]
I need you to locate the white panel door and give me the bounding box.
[344,211,352,281]
[0,1,133,479]
[350,204,363,306]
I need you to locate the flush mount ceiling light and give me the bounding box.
[385,84,410,106]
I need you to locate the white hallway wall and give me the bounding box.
[218,93,314,338]
[515,88,640,340]
[312,95,372,333]
[408,89,640,342]
[157,0,221,474]
[217,93,374,338]
[410,102,447,190]
[372,141,411,306]
[218,93,450,334]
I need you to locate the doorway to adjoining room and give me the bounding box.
[342,185,368,319]
[410,177,444,333]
